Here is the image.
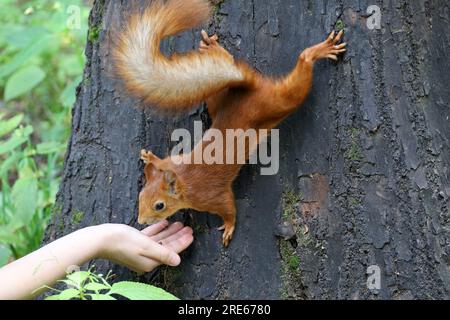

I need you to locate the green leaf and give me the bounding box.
[0,36,52,79]
[10,175,38,228]
[57,289,81,300]
[4,66,46,101]
[66,271,91,288]
[0,136,28,154]
[110,281,179,300]
[59,76,81,108]
[0,226,19,244]
[0,125,33,154]
[60,56,84,77]
[0,152,23,176]
[0,114,23,137]
[36,142,66,155]
[84,282,111,292]
[89,294,116,300]
[1,25,49,49]
[0,245,12,267]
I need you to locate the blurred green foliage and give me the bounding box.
[0,0,90,266]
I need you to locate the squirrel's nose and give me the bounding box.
[138,216,146,225]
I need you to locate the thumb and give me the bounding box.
[142,240,181,267]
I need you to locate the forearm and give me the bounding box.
[276,53,314,109]
[287,53,315,104]
[0,226,104,300]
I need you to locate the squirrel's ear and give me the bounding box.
[164,170,181,198]
[142,150,165,181]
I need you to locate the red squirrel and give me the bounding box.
[113,0,346,246]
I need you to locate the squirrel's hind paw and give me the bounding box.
[219,223,235,247]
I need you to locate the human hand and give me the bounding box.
[97,221,193,273]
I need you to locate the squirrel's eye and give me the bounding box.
[154,201,165,212]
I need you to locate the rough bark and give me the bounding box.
[45,0,450,299]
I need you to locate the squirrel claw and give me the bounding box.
[198,30,230,58]
[218,224,235,247]
[140,149,156,164]
[305,31,347,62]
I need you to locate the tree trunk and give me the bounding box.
[45,0,450,299]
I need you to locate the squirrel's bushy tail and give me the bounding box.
[113,0,245,112]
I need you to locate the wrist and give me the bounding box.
[82,224,114,260]
[91,224,123,260]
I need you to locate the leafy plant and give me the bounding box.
[44,270,179,300]
[0,112,66,261]
[0,1,89,265]
[0,0,89,112]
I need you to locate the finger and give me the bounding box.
[163,233,194,254]
[132,256,160,273]
[140,240,181,266]
[334,30,344,43]
[326,54,338,61]
[150,221,184,242]
[159,226,193,245]
[115,253,159,273]
[140,220,169,237]
[201,29,211,45]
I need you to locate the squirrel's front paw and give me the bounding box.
[306,30,347,62]
[140,149,156,164]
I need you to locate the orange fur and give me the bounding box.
[115,1,347,246]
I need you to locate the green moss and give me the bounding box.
[71,210,85,226]
[160,265,183,294]
[212,0,225,14]
[297,231,314,248]
[335,19,345,31]
[88,26,101,43]
[88,0,105,44]
[51,203,65,232]
[345,128,363,162]
[279,187,305,299]
[349,128,360,137]
[211,0,225,24]
[288,255,300,270]
[193,223,209,235]
[52,202,63,216]
[345,143,363,161]
[349,197,362,207]
[84,76,91,86]
[279,240,302,299]
[282,189,301,220]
